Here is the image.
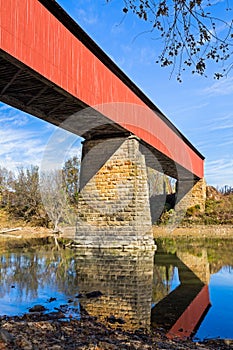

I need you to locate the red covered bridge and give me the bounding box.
[0,0,205,247]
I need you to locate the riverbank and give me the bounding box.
[0,226,55,252]
[1,223,233,244]
[0,224,233,247]
[153,224,233,239]
[0,308,232,350]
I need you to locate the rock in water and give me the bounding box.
[29,305,47,312]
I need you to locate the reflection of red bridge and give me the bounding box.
[0,0,206,247]
[166,284,210,339]
[152,253,211,339]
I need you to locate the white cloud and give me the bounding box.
[218,139,233,147]
[172,102,209,116]
[210,123,233,131]
[40,128,82,171]
[0,104,30,126]
[0,103,52,170]
[205,158,233,186]
[0,124,82,173]
[0,128,46,170]
[207,113,233,131]
[76,8,98,26]
[203,77,233,96]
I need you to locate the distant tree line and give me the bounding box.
[0,156,80,230]
[217,185,233,195]
[1,157,232,229]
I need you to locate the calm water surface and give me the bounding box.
[0,238,232,341]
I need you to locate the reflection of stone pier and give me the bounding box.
[74,249,154,330]
[177,250,210,284]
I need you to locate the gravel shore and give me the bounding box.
[0,311,232,350]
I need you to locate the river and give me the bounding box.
[0,237,232,341]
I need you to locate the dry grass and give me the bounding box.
[153,224,233,239]
[0,208,26,230]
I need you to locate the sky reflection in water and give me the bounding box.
[195,267,233,340]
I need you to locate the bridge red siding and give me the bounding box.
[166,285,210,339]
[0,0,204,178]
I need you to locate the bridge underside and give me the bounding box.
[0,51,125,139]
[0,51,199,181]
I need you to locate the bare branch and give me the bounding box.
[110,0,233,79]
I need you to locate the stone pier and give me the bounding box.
[74,135,207,247]
[75,135,155,248]
[175,177,206,213]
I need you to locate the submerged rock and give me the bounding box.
[29,305,47,313]
[47,297,57,303]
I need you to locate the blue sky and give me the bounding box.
[0,0,232,187]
